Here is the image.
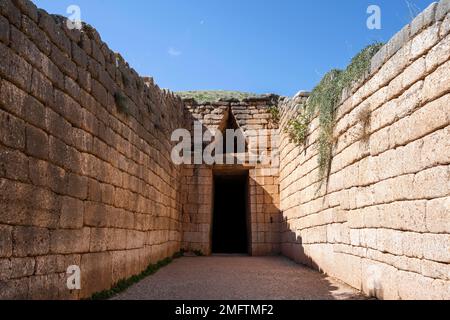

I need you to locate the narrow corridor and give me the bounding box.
[113,256,366,300]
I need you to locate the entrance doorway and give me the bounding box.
[212,172,249,254]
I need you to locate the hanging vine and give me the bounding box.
[285,42,384,183]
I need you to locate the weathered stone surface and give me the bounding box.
[12,0,39,22]
[13,226,50,257]
[440,13,450,37]
[423,60,450,102]
[0,258,11,281]
[0,225,13,257]
[0,79,46,128]
[84,201,109,227]
[413,166,449,199]
[411,23,441,60]
[0,42,33,91]
[90,78,108,107]
[10,26,44,71]
[0,278,28,299]
[0,146,29,182]
[370,44,388,74]
[38,9,71,55]
[89,228,108,252]
[436,0,450,21]
[35,254,81,276]
[10,257,35,278]
[421,259,450,281]
[50,44,77,79]
[387,24,411,59]
[21,15,51,56]
[25,124,49,159]
[50,228,90,254]
[80,252,112,298]
[402,57,426,88]
[67,173,88,200]
[72,42,88,68]
[0,0,21,28]
[0,14,9,45]
[411,2,438,37]
[77,66,91,92]
[426,35,450,74]
[27,273,60,299]
[422,234,450,263]
[59,196,84,229]
[30,69,53,106]
[426,197,450,233]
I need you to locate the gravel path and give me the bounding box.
[113,256,365,300]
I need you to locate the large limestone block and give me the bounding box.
[361,259,400,299]
[0,225,12,257]
[50,227,90,254]
[426,197,450,233]
[80,252,112,298]
[12,226,50,257]
[411,23,441,60]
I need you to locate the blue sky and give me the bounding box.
[32,0,436,96]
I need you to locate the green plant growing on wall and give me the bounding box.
[285,103,313,146]
[288,42,384,184]
[114,91,130,115]
[308,69,343,180]
[176,90,262,103]
[268,105,280,124]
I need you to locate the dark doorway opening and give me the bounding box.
[212,173,249,254]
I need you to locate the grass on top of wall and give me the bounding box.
[88,250,185,300]
[176,90,262,103]
[286,42,384,184]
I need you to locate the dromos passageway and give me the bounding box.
[113,256,366,300]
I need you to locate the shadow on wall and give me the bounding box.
[247,175,282,256]
[281,221,380,299]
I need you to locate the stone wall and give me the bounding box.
[0,0,187,299]
[182,97,281,256]
[278,1,450,299]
